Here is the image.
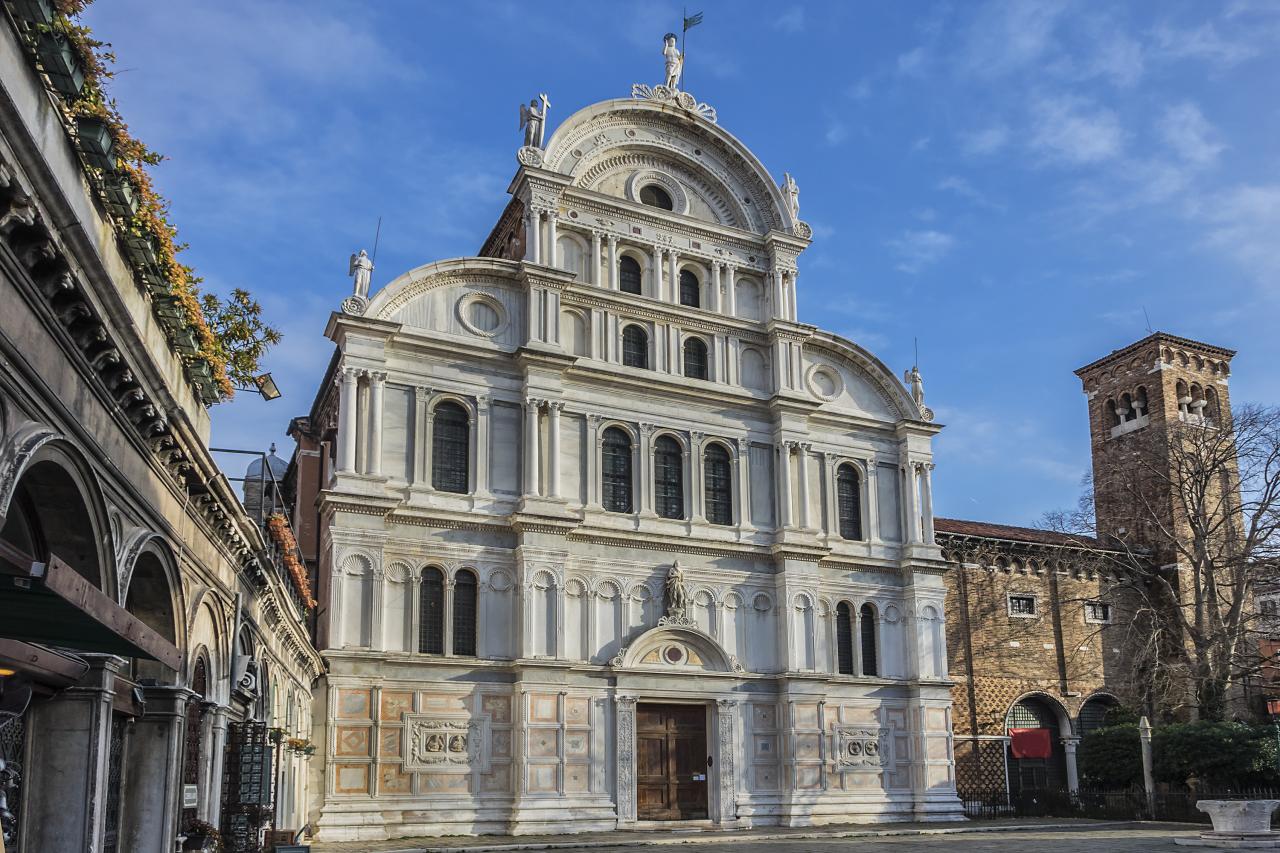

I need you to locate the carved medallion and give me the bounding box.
[403,715,490,773]
[835,726,888,770]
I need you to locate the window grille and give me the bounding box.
[452,570,478,657]
[1008,594,1037,617]
[836,464,863,540]
[640,184,674,210]
[859,603,878,676]
[1006,699,1056,730]
[654,435,684,519]
[419,568,445,654]
[619,256,643,294]
[1078,699,1114,735]
[836,602,855,675]
[602,427,633,513]
[679,269,700,307]
[683,338,708,380]
[622,325,649,368]
[1085,600,1111,623]
[431,402,470,493]
[704,443,732,525]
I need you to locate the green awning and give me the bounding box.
[0,543,182,671]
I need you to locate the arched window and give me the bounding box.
[679,269,700,307]
[704,443,732,526]
[640,184,674,210]
[622,325,649,369]
[836,602,854,675]
[654,435,684,520]
[452,569,478,657]
[837,464,863,540]
[602,427,633,513]
[419,567,445,654]
[683,337,708,380]
[619,255,642,295]
[432,401,470,493]
[859,603,878,676]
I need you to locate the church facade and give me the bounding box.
[302,60,960,841]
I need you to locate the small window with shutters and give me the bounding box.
[419,567,445,654]
[619,255,642,295]
[704,443,732,525]
[683,337,708,380]
[452,569,478,656]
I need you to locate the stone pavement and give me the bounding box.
[310,820,1201,853]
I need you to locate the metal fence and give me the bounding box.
[961,787,1280,823]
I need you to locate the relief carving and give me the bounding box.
[835,726,888,770]
[404,715,490,773]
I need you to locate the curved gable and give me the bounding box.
[806,331,925,423]
[364,257,526,349]
[542,99,797,237]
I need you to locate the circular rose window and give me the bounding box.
[664,646,684,664]
[457,293,508,338]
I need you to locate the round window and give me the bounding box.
[469,300,500,332]
[639,184,674,211]
[663,646,684,664]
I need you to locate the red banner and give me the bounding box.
[1009,727,1053,759]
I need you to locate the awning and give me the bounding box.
[0,541,183,671]
[1009,727,1054,760]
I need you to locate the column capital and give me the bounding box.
[783,439,798,451]
[546,400,565,413]
[638,421,656,436]
[796,441,812,453]
[586,412,604,427]
[525,396,544,409]
[607,233,619,245]
[735,437,749,453]
[414,385,432,401]
[690,429,705,447]
[475,393,490,408]
[369,370,388,383]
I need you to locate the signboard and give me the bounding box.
[182,784,198,808]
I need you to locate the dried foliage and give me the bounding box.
[1043,404,1280,720]
[265,513,316,609]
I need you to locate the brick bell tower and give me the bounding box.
[1074,332,1236,558]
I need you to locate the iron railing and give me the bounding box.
[962,786,1280,823]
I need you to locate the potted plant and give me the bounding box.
[74,115,115,170]
[35,30,84,97]
[10,0,54,26]
[180,818,221,851]
[102,173,138,218]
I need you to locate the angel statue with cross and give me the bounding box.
[519,93,551,149]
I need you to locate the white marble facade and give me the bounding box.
[309,83,960,841]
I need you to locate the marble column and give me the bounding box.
[866,461,881,543]
[546,210,559,268]
[777,442,793,530]
[903,462,921,544]
[474,394,491,497]
[367,371,385,477]
[821,453,836,538]
[615,696,638,823]
[639,422,656,516]
[607,236,619,290]
[201,704,230,823]
[716,699,739,824]
[668,251,680,303]
[1063,737,1080,795]
[650,245,663,300]
[547,401,563,499]
[796,442,812,530]
[19,654,124,853]
[735,438,751,529]
[336,366,358,473]
[585,414,603,510]
[711,264,723,313]
[527,210,542,265]
[725,265,737,317]
[119,685,196,853]
[590,230,602,285]
[523,398,542,497]
[411,387,430,486]
[920,462,936,543]
[691,432,706,523]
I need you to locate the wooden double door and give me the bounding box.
[636,703,709,820]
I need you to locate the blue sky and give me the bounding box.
[83,1,1280,526]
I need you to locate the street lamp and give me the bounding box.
[1268,699,1280,774]
[234,372,282,400]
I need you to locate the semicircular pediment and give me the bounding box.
[363,257,527,348]
[542,99,794,237]
[575,147,747,229]
[806,331,926,423]
[610,624,744,674]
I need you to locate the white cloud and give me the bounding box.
[1158,102,1225,165]
[1029,94,1126,165]
[960,0,1068,77]
[824,121,848,147]
[847,78,873,100]
[888,230,956,273]
[937,176,1004,211]
[1150,22,1260,66]
[960,124,1010,156]
[1203,184,1280,282]
[1084,30,1145,87]
[774,6,805,33]
[897,47,928,77]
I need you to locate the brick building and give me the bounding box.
[939,332,1239,800]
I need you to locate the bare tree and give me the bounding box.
[1043,403,1280,720]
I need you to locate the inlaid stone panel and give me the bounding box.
[381,690,414,720]
[379,765,413,795]
[334,764,370,795]
[335,726,371,757]
[336,689,371,720]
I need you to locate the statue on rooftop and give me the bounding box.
[664,561,689,621]
[904,365,926,411]
[663,33,684,89]
[519,94,551,149]
[782,172,800,221]
[348,249,374,299]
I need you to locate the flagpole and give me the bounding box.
[681,7,687,91]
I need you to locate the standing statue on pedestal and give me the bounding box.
[519,93,551,149]
[663,561,689,623]
[782,172,800,221]
[348,249,374,299]
[904,365,932,420]
[663,33,684,89]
